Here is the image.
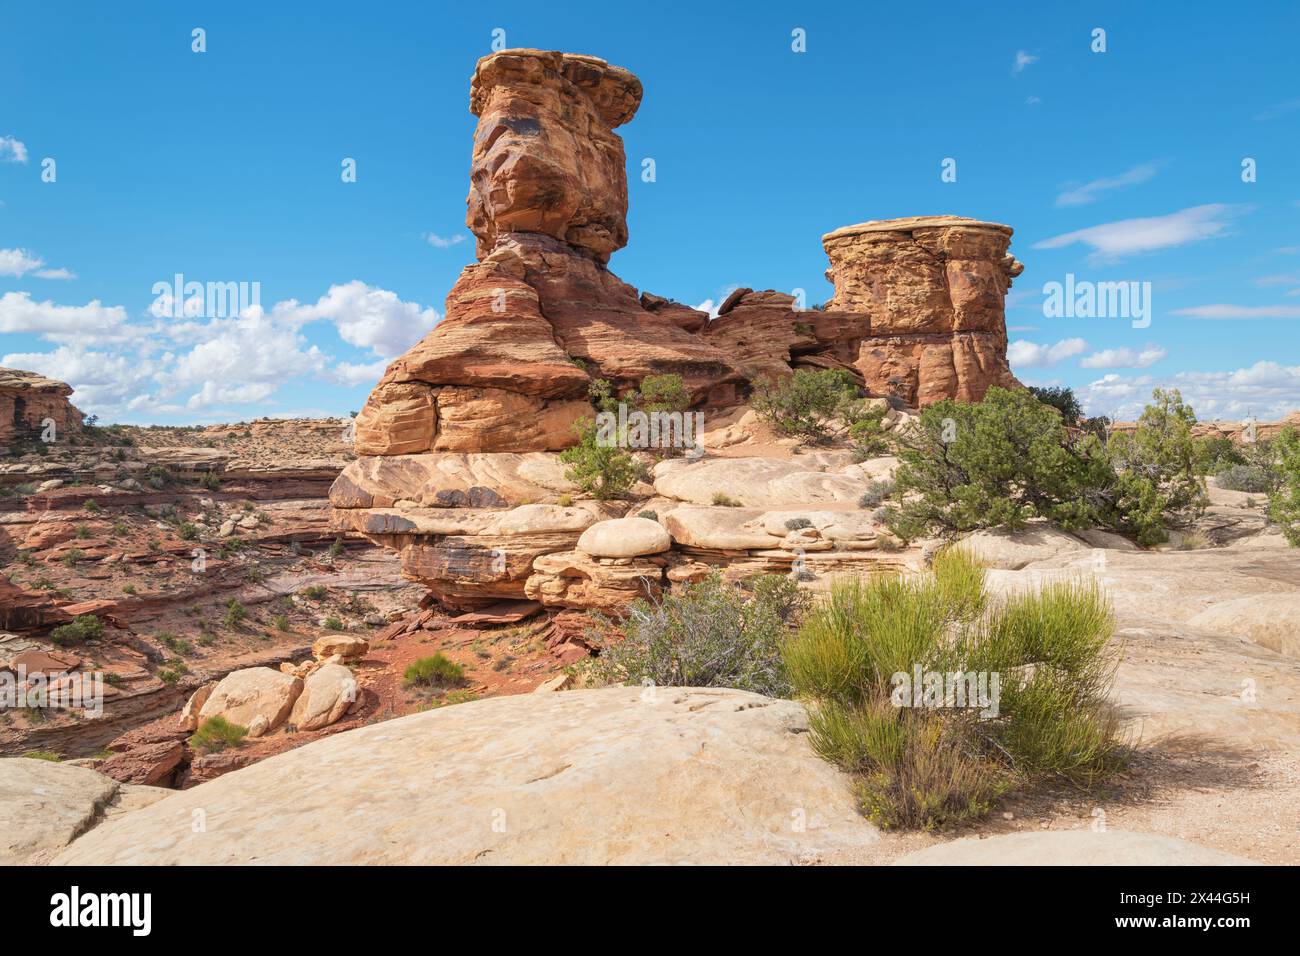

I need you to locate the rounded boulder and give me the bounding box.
[576,517,672,558]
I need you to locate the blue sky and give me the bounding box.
[2,0,1298,424]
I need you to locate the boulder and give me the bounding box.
[177,682,215,731]
[576,517,671,557]
[893,830,1257,866]
[197,667,303,737]
[524,550,663,611]
[53,687,876,865]
[962,525,1088,570]
[1188,594,1300,658]
[288,663,359,731]
[311,635,369,661]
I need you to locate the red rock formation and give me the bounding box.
[0,367,83,447]
[821,216,1024,406]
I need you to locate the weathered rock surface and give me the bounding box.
[288,663,359,731]
[822,217,1023,406]
[894,830,1257,866]
[197,667,304,737]
[0,757,167,864]
[524,549,664,611]
[53,687,877,865]
[0,366,83,446]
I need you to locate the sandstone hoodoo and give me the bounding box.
[331,48,1026,612]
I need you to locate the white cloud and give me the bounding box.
[1078,361,1300,421]
[425,232,467,249]
[170,308,327,388]
[1025,96,1041,106]
[1172,303,1300,319]
[185,381,278,410]
[1008,337,1087,367]
[1033,204,1246,262]
[1054,163,1160,208]
[0,136,27,164]
[0,248,46,277]
[1012,50,1038,74]
[329,358,390,386]
[0,291,131,343]
[694,298,718,319]
[33,267,76,280]
[1080,345,1168,369]
[274,280,438,358]
[1,345,166,414]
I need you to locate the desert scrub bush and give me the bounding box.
[1214,464,1273,493]
[83,499,101,513]
[60,548,85,567]
[302,585,327,600]
[199,471,221,491]
[784,548,1125,830]
[328,536,345,558]
[50,614,103,646]
[404,653,465,689]
[752,368,860,443]
[323,615,344,631]
[23,750,62,761]
[633,373,691,414]
[858,478,894,509]
[1027,385,1084,423]
[711,491,742,507]
[190,716,248,754]
[75,525,90,540]
[223,598,247,627]
[590,572,808,697]
[157,631,193,655]
[559,417,638,500]
[1266,425,1300,547]
[272,613,291,632]
[177,522,199,541]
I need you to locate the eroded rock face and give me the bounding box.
[822,216,1024,405]
[0,367,83,447]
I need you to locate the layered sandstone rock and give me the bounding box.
[0,367,83,446]
[822,216,1024,406]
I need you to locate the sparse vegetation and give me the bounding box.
[323,616,344,631]
[1215,464,1274,493]
[1267,425,1300,547]
[752,368,860,443]
[711,491,742,507]
[403,653,466,688]
[50,614,104,646]
[560,417,639,500]
[785,548,1126,830]
[223,598,247,627]
[590,571,807,697]
[190,715,248,753]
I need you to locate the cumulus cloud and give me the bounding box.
[273,280,438,358]
[1078,361,1300,421]
[1008,337,1088,367]
[0,136,27,163]
[1054,163,1159,208]
[0,291,131,343]
[1033,204,1246,262]
[0,248,46,277]
[1079,345,1168,369]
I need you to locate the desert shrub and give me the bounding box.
[885,387,1207,547]
[1195,435,1246,476]
[178,522,199,541]
[635,373,690,413]
[272,613,291,631]
[75,525,90,540]
[752,368,860,443]
[1027,385,1083,423]
[1267,426,1300,547]
[711,491,742,507]
[785,517,812,531]
[190,716,248,754]
[1215,464,1273,493]
[157,631,193,655]
[50,614,103,646]
[1104,388,1208,544]
[559,418,638,500]
[885,387,1109,541]
[404,653,465,688]
[302,585,327,600]
[156,667,182,684]
[223,598,247,627]
[83,499,101,513]
[637,509,658,522]
[556,493,573,507]
[24,750,62,761]
[590,571,807,697]
[858,478,894,509]
[845,400,891,462]
[329,536,345,558]
[784,548,1125,829]
[60,548,85,567]
[323,616,344,631]
[199,471,221,491]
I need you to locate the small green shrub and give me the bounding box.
[223,598,247,627]
[50,614,103,646]
[858,478,894,509]
[60,548,85,567]
[635,373,691,413]
[23,750,62,761]
[590,572,807,697]
[75,525,90,540]
[272,613,290,631]
[323,616,344,631]
[711,491,742,507]
[302,585,327,600]
[199,471,221,491]
[559,418,639,500]
[83,499,101,514]
[1215,464,1274,494]
[637,510,658,522]
[752,368,860,443]
[785,548,1125,830]
[178,522,199,541]
[1269,426,1300,547]
[404,653,465,688]
[190,716,248,753]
